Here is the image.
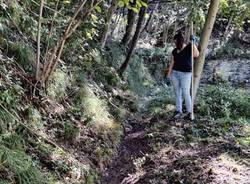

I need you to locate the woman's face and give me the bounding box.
[173,39,178,47]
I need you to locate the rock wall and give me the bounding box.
[202,59,250,86]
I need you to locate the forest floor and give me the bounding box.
[101,106,250,184]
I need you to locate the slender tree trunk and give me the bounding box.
[147,3,159,33]
[193,0,220,101]
[101,0,118,48]
[44,0,60,70]
[142,2,158,33]
[142,8,153,33]
[110,7,124,38]
[162,23,170,43]
[223,16,233,41]
[36,0,44,80]
[41,0,103,83]
[118,1,148,76]
[121,1,136,46]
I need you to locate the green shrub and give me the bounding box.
[209,40,250,60]
[55,121,79,143]
[47,68,70,100]
[27,106,43,131]
[0,134,46,184]
[7,41,35,73]
[196,85,250,120]
[63,121,79,142]
[146,86,175,114]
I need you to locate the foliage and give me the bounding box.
[209,39,250,59]
[220,0,250,30]
[47,67,70,100]
[6,41,36,73]
[56,121,79,143]
[117,0,148,13]
[196,84,250,120]
[26,106,43,131]
[0,133,46,184]
[184,0,209,33]
[146,85,175,114]
[0,60,24,132]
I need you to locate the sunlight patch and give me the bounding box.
[208,153,250,184]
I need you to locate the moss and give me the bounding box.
[27,106,43,131]
[85,170,100,184]
[47,68,70,100]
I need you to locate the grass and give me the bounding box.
[47,68,70,100]
[0,133,46,184]
[75,84,122,138]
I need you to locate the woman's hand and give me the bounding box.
[167,70,171,78]
[190,35,200,58]
[167,56,175,77]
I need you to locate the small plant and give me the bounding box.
[56,121,79,143]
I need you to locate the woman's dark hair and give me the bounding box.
[174,32,184,50]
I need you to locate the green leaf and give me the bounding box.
[136,1,142,7]
[63,0,71,4]
[86,32,92,39]
[91,14,98,22]
[131,7,139,13]
[118,1,125,8]
[140,1,148,7]
[95,6,102,13]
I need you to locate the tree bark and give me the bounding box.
[36,0,44,80]
[193,0,220,101]
[118,1,148,76]
[41,0,103,83]
[223,16,233,41]
[101,0,118,48]
[162,23,170,43]
[142,2,158,33]
[121,1,136,46]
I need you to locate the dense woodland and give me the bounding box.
[0,0,250,183]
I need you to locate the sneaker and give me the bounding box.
[173,111,182,119]
[183,112,194,121]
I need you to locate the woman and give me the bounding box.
[167,32,199,120]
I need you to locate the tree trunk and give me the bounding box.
[147,2,159,33]
[142,2,158,33]
[36,0,44,80]
[162,23,170,43]
[41,0,103,83]
[110,7,123,38]
[101,0,118,48]
[121,1,136,46]
[223,16,233,41]
[118,1,148,76]
[193,0,220,101]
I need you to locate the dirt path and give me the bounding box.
[101,114,250,184]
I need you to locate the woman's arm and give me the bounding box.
[193,44,199,58]
[167,56,175,77]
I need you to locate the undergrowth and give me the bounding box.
[196,84,250,121]
[209,38,250,60]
